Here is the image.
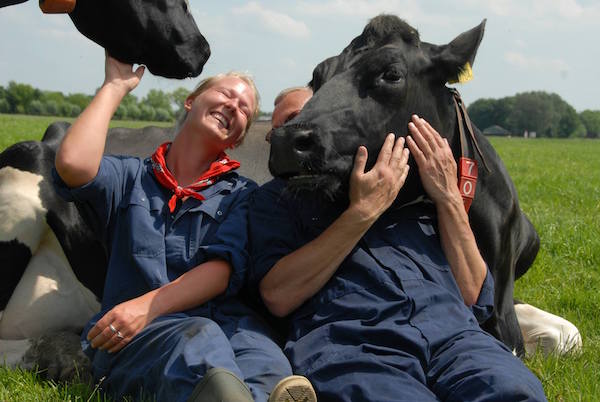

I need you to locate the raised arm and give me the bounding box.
[406,115,487,305]
[55,53,144,188]
[260,134,410,317]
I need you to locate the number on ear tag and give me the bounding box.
[458,157,478,212]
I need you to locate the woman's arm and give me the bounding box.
[260,134,410,317]
[86,259,231,353]
[55,54,144,188]
[406,115,487,305]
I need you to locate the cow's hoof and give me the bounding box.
[21,330,92,382]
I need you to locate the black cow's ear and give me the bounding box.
[310,55,342,92]
[430,19,486,84]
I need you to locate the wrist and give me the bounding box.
[100,81,130,99]
[344,203,380,228]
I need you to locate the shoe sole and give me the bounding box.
[269,375,317,402]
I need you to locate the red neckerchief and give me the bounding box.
[151,142,240,212]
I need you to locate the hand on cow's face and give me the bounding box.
[406,115,461,206]
[347,133,410,223]
[103,52,145,96]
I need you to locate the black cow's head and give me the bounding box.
[269,15,485,203]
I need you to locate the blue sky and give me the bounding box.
[1,0,598,112]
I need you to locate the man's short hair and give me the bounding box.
[273,86,313,107]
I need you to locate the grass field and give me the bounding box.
[1,114,599,401]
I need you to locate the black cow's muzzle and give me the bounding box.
[268,124,324,179]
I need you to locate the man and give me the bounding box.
[248,87,547,401]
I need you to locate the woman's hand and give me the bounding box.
[86,293,157,354]
[406,115,462,206]
[348,133,410,223]
[102,52,145,97]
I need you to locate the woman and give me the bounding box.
[53,54,316,402]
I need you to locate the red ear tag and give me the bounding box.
[458,157,478,212]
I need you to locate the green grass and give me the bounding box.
[0,113,172,151]
[489,137,600,401]
[0,116,598,399]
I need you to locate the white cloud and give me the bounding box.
[504,51,569,74]
[232,2,310,38]
[477,0,599,20]
[296,0,422,19]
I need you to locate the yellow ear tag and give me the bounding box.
[448,62,473,84]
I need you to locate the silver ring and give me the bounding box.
[109,324,118,334]
[116,331,125,340]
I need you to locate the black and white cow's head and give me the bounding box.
[269,15,485,202]
[1,0,210,79]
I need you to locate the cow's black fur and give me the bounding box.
[0,0,210,79]
[268,15,539,356]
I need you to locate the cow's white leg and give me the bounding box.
[515,303,582,357]
[0,228,100,339]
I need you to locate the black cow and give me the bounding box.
[0,0,210,79]
[267,15,571,356]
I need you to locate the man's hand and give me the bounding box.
[348,134,410,223]
[406,115,462,206]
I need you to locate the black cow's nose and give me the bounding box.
[291,129,318,155]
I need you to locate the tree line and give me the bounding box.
[467,91,600,138]
[0,81,194,122]
[1,82,598,136]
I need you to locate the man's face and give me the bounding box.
[271,89,313,130]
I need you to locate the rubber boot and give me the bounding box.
[187,367,254,402]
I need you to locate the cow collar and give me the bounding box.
[450,89,491,212]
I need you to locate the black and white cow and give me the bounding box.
[268,15,581,357]
[0,120,275,380]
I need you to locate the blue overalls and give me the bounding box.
[53,156,292,402]
[249,178,547,402]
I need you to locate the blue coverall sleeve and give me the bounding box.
[52,155,139,237]
[247,179,299,289]
[199,180,258,297]
[471,266,495,324]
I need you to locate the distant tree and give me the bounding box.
[169,87,189,117]
[121,93,139,107]
[66,93,93,110]
[0,85,6,101]
[5,81,41,114]
[0,99,9,113]
[580,110,600,138]
[40,90,66,105]
[114,104,128,120]
[127,104,142,120]
[143,89,172,115]
[43,100,59,116]
[155,107,172,122]
[140,104,156,121]
[27,100,45,115]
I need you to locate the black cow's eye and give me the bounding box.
[381,68,403,83]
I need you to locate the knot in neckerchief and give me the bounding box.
[151,142,241,212]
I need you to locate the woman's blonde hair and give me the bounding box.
[177,72,260,146]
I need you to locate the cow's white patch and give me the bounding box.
[0,167,47,252]
[0,229,100,339]
[0,338,31,367]
[515,303,583,356]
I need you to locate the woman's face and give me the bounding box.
[184,76,256,149]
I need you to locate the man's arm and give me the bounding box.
[406,115,487,305]
[260,134,410,317]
